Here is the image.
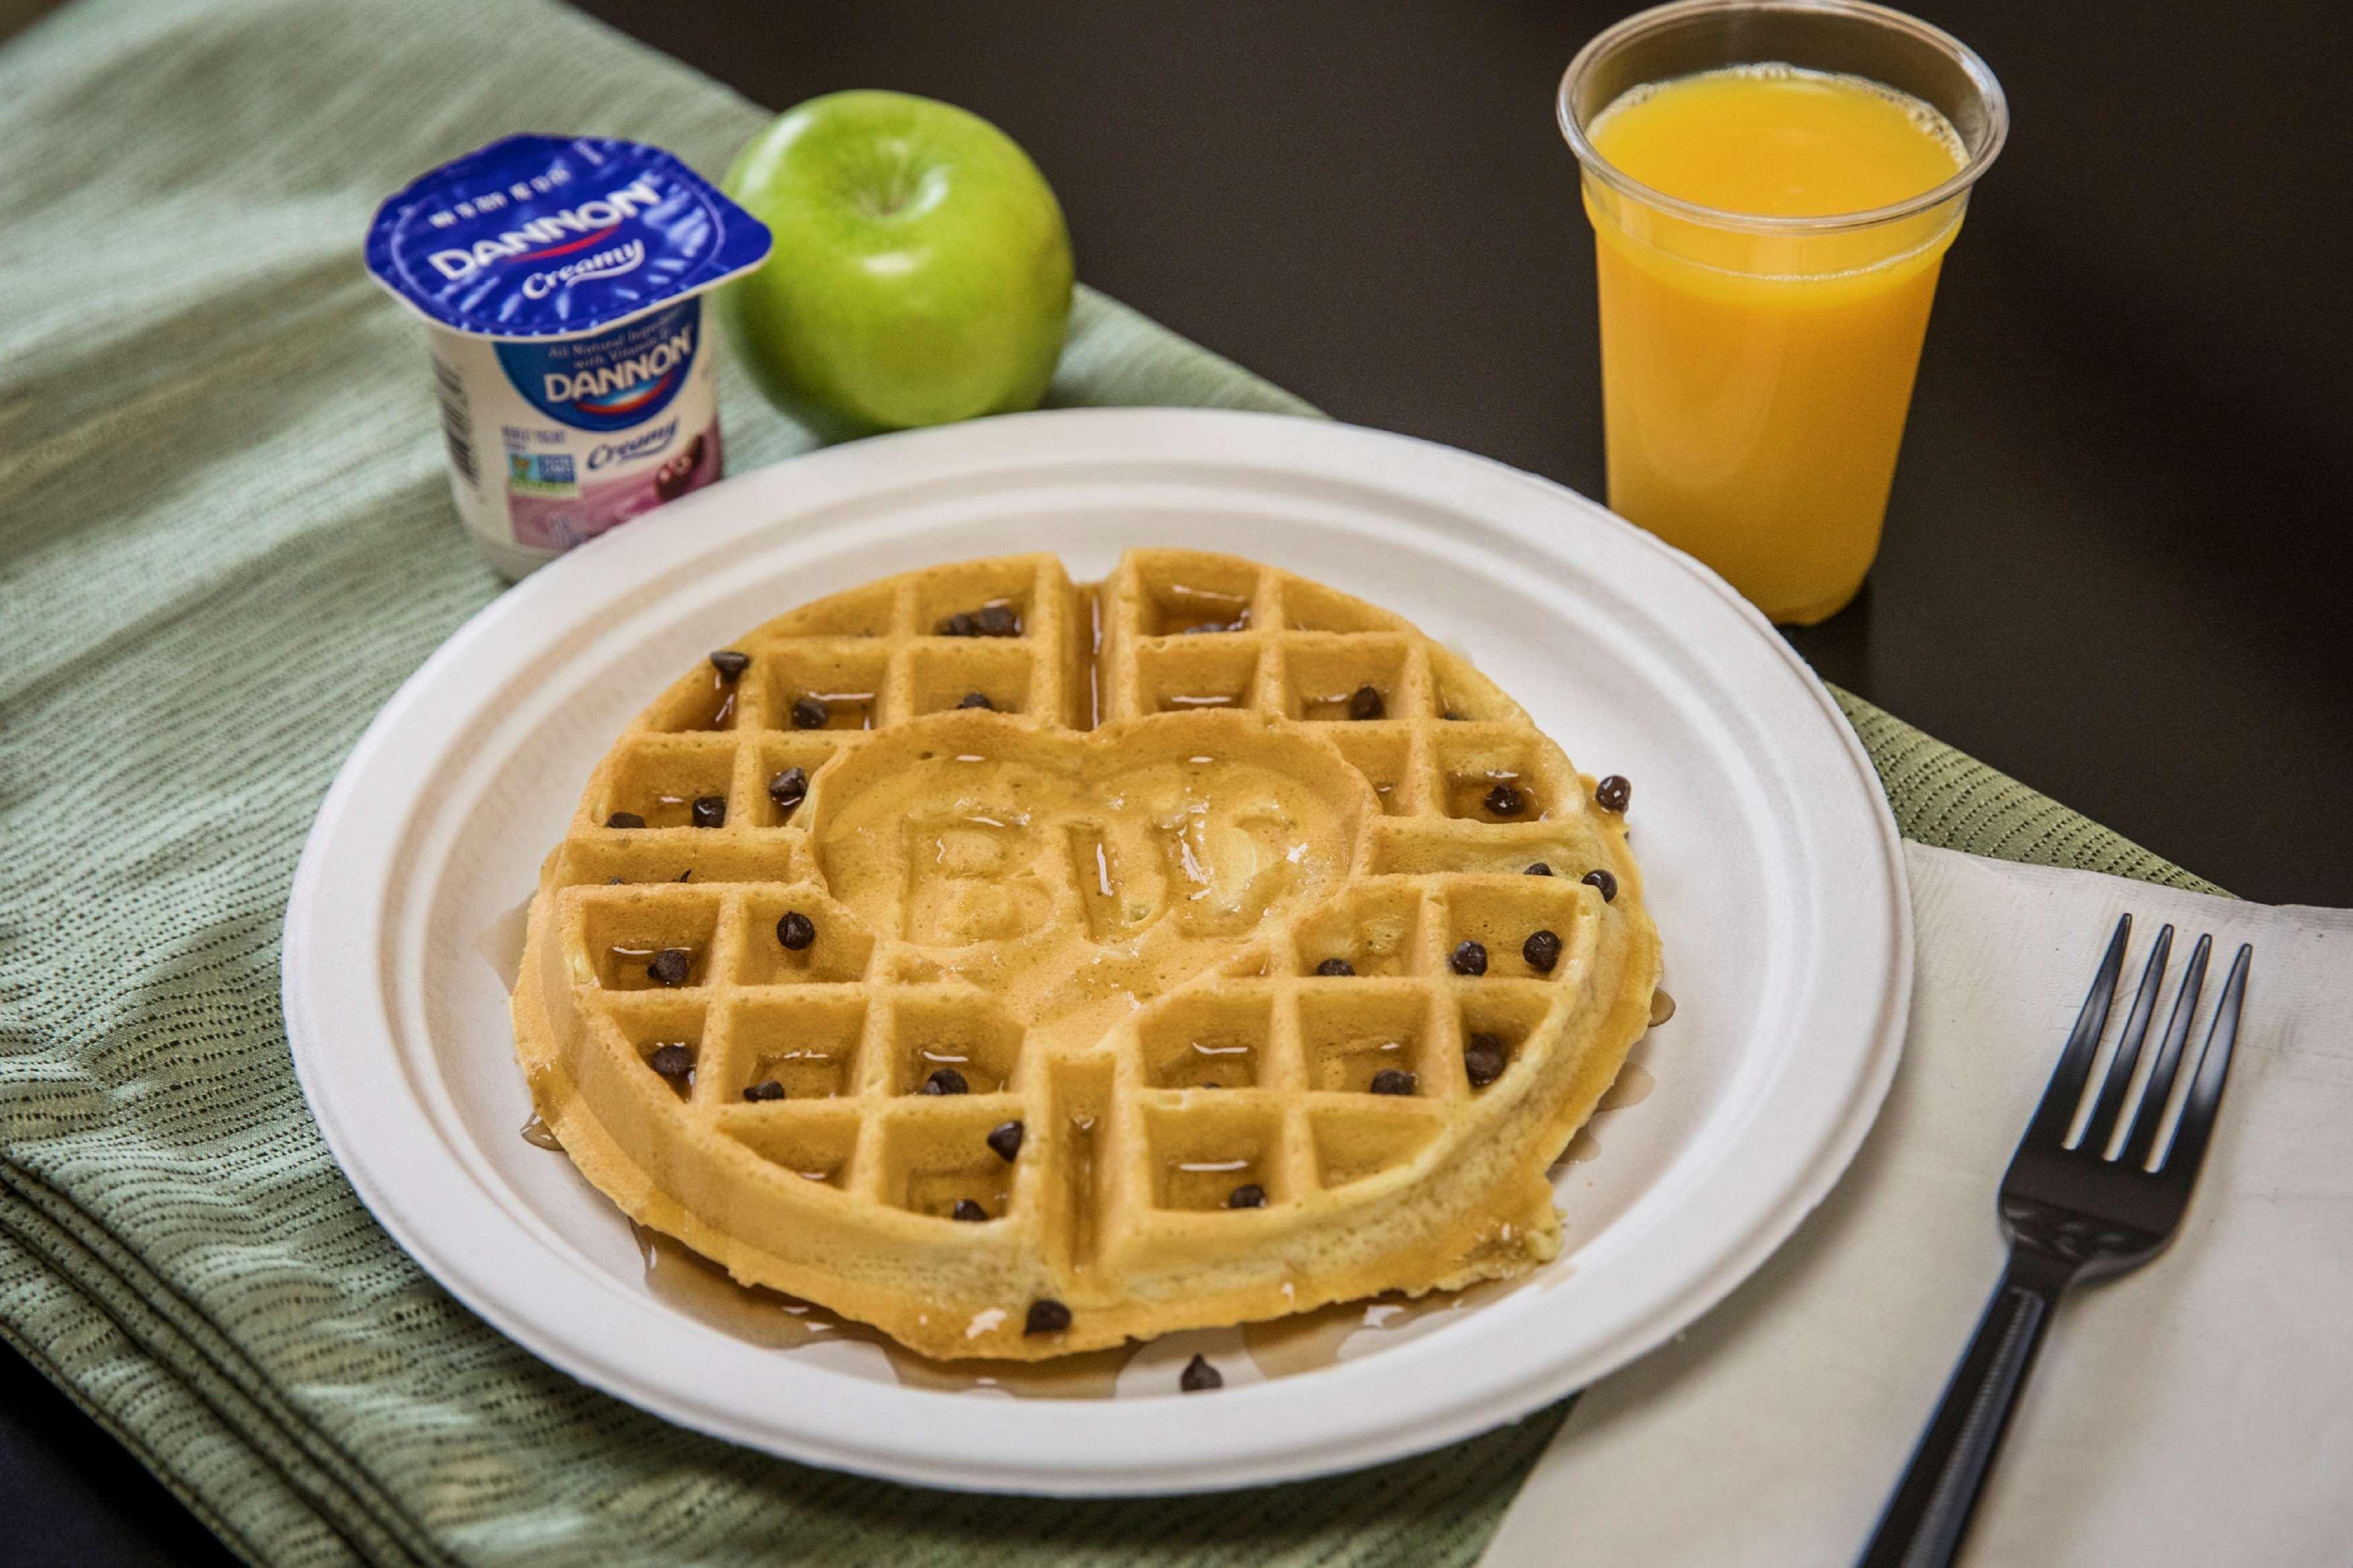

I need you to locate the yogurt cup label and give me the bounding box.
[365,136,772,578]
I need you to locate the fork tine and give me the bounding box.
[2157,943,2251,1180]
[2020,914,2131,1153]
[2081,923,2171,1153]
[2120,934,2210,1170]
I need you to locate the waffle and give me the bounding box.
[512,550,1661,1360]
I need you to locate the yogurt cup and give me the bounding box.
[366,136,773,579]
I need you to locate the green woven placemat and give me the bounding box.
[0,1,2218,1564]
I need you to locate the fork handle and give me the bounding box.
[1858,1253,2070,1568]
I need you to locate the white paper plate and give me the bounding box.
[284,408,1911,1495]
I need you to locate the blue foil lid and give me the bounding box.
[364,134,772,339]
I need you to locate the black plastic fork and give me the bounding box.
[1858,914,2254,1568]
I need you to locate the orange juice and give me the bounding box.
[1585,66,1968,623]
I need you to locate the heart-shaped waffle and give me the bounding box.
[512,550,1661,1359]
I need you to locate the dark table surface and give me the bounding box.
[9,1,2350,1563]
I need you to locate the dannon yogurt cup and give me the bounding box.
[365,135,772,578]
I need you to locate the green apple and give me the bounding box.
[720,91,1075,440]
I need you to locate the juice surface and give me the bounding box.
[1594,65,1962,218]
[1585,67,1966,624]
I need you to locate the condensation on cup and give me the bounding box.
[365,135,772,579]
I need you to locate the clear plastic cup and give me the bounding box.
[1559,0,2007,624]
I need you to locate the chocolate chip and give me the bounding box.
[1595,774,1632,813]
[1315,957,1356,977]
[647,1044,694,1079]
[776,911,815,950]
[742,1079,785,1102]
[1180,1353,1224,1393]
[951,1199,989,1223]
[676,869,692,882]
[1442,709,1466,721]
[956,692,994,710]
[1523,928,1562,973]
[647,948,692,987]
[1484,781,1526,817]
[987,1120,1025,1162]
[1227,1183,1268,1209]
[1025,1298,1071,1335]
[976,603,1019,637]
[768,766,809,812]
[1583,868,1618,902]
[789,695,829,730]
[1347,684,1384,720]
[606,811,645,829]
[691,795,726,829]
[940,612,980,637]
[708,649,750,681]
[1449,940,1488,977]
[920,1067,969,1096]
[1525,862,1553,876]
[1464,1035,1507,1088]
[1369,1068,1417,1096]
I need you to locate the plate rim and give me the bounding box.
[284,407,1912,1495]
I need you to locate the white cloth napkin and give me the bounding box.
[1480,843,2353,1567]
